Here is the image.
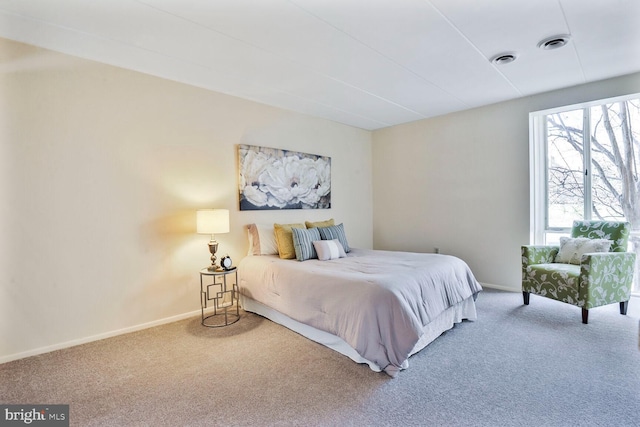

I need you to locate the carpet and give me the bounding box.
[1,289,639,426]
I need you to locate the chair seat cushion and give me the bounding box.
[528,263,580,279]
[524,263,582,306]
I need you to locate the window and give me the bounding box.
[530,93,640,294]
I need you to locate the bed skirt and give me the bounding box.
[240,294,477,374]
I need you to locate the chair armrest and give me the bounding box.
[522,245,559,267]
[580,252,637,307]
[522,245,559,282]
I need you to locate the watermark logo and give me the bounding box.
[0,405,68,427]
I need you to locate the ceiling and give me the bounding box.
[1,0,639,130]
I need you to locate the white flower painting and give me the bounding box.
[238,144,331,210]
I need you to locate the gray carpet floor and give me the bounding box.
[1,289,639,426]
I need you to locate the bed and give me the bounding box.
[238,227,482,377]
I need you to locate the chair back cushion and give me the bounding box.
[571,220,630,252]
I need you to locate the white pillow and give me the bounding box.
[555,237,612,265]
[313,239,346,261]
[246,223,278,256]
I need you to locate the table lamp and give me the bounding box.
[197,209,230,271]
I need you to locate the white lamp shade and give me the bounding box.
[197,209,230,234]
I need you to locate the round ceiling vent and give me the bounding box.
[538,35,571,50]
[491,53,517,65]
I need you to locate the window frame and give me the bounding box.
[529,92,640,245]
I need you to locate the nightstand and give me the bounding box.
[199,267,240,327]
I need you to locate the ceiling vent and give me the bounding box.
[538,35,571,50]
[491,53,517,65]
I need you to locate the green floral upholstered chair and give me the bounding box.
[522,220,636,324]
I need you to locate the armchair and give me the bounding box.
[522,220,636,324]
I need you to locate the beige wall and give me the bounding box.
[0,38,373,362]
[372,71,640,291]
[4,34,639,362]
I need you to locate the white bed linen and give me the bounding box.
[238,248,482,376]
[241,294,477,373]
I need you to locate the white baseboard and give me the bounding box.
[0,309,201,365]
[479,282,519,292]
[1,283,520,365]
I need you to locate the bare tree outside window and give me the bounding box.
[546,99,640,292]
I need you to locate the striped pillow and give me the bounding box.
[292,227,322,261]
[318,223,350,253]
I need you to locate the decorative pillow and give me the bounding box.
[305,218,335,229]
[317,223,350,253]
[292,227,322,261]
[246,223,278,256]
[274,223,306,259]
[313,239,347,261]
[555,237,613,265]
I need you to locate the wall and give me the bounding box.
[372,72,640,291]
[0,38,373,362]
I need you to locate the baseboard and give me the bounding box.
[1,283,520,365]
[0,309,201,365]
[479,282,519,292]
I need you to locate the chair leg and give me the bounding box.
[620,300,629,315]
[582,308,589,324]
[523,291,530,305]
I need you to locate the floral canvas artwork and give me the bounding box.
[238,144,331,210]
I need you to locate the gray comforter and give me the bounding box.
[238,248,482,376]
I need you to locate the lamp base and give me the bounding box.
[208,239,219,271]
